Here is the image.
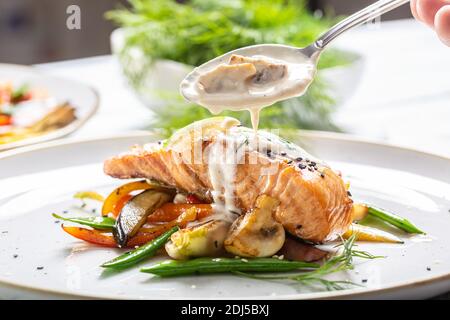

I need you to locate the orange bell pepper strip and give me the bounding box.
[147,203,213,223]
[62,225,116,247]
[133,207,201,246]
[111,194,133,218]
[101,180,155,217]
[0,114,12,126]
[64,196,215,248]
[62,208,203,248]
[62,224,171,248]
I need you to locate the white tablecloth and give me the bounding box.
[36,19,450,158]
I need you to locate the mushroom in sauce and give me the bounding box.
[224,195,285,258]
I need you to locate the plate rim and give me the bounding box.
[0,63,100,152]
[1,129,449,163]
[0,131,449,299]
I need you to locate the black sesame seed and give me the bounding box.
[347,191,352,197]
[298,164,306,169]
[306,159,310,163]
[310,161,316,166]
[280,152,287,156]
[92,208,97,213]
[295,157,303,161]
[287,160,293,165]
[62,210,68,214]
[13,254,18,258]
[308,167,314,172]
[427,267,431,271]
[320,173,325,178]
[2,231,8,234]
[54,220,60,224]
[36,266,44,270]
[362,279,368,283]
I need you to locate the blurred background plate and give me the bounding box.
[0,64,99,151]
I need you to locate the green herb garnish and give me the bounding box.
[52,213,115,230]
[235,234,382,291]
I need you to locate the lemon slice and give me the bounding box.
[165,117,240,151]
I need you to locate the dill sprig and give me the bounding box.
[234,234,382,291]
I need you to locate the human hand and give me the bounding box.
[411,0,450,46]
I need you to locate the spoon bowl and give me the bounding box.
[180,44,318,109]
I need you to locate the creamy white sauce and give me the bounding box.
[192,125,325,222]
[206,132,243,223]
[180,46,317,130]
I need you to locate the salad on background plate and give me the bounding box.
[0,64,99,151]
[0,81,76,145]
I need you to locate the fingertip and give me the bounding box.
[435,5,450,46]
[411,0,420,20]
[416,0,447,27]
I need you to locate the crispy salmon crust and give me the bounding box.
[104,142,353,243]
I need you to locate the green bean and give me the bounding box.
[368,206,425,234]
[101,226,179,270]
[52,213,115,230]
[141,257,319,277]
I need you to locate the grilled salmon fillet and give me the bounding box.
[104,125,353,243]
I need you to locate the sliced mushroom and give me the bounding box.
[229,54,287,86]
[165,220,230,260]
[199,63,256,94]
[224,195,285,258]
[113,189,174,247]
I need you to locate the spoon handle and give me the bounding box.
[313,0,410,51]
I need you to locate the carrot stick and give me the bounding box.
[147,203,212,223]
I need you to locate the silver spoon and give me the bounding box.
[180,0,410,107]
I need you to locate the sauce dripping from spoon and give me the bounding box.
[180,46,317,130]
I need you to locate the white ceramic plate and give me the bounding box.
[0,64,99,151]
[0,132,449,300]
